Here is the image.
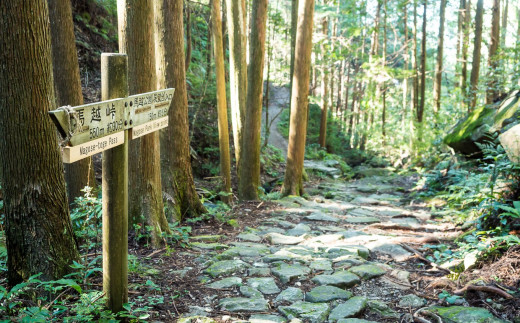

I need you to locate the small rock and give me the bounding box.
[398,294,426,308]
[219,297,269,312]
[266,232,307,245]
[240,286,263,298]
[178,316,217,323]
[367,243,412,262]
[273,287,303,305]
[272,263,311,283]
[278,301,330,323]
[305,285,353,303]
[351,196,380,205]
[287,223,312,236]
[249,314,287,323]
[367,300,400,319]
[204,260,249,278]
[348,208,376,217]
[191,235,223,242]
[312,271,361,288]
[207,277,242,289]
[248,277,281,294]
[329,296,367,321]
[348,264,386,280]
[464,250,480,271]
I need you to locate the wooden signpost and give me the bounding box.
[49,53,174,313]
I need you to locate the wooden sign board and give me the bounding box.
[130,116,168,140]
[62,131,125,163]
[49,88,174,163]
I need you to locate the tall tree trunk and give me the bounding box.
[155,0,207,221]
[238,0,268,200]
[289,0,299,105]
[118,0,168,246]
[461,0,471,108]
[486,0,500,104]
[226,0,247,170]
[382,0,387,140]
[185,2,192,72]
[433,0,446,114]
[211,0,232,204]
[501,0,508,49]
[0,0,79,284]
[48,0,96,204]
[417,0,427,125]
[411,0,419,120]
[282,0,314,196]
[336,60,344,117]
[456,0,464,84]
[318,18,329,149]
[402,1,409,131]
[469,0,484,110]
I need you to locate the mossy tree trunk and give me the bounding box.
[318,17,329,149]
[118,0,169,246]
[238,0,268,200]
[226,0,247,171]
[282,0,315,196]
[0,0,80,285]
[433,0,446,114]
[48,0,96,204]
[211,0,232,204]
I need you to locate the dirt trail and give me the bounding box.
[261,84,290,159]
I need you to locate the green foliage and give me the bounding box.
[260,144,285,178]
[70,187,102,247]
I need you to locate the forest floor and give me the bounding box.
[135,170,518,322]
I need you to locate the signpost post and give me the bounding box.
[49,53,174,313]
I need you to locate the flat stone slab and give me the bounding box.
[247,277,280,294]
[219,297,269,312]
[310,259,333,272]
[351,196,380,205]
[329,296,367,321]
[348,264,386,280]
[249,314,287,323]
[248,267,271,277]
[344,216,380,224]
[237,232,262,242]
[217,245,270,259]
[337,319,377,323]
[279,301,331,323]
[272,263,310,283]
[191,235,223,242]
[265,232,306,245]
[305,212,340,222]
[274,287,304,304]
[312,271,360,288]
[190,242,229,250]
[207,277,242,289]
[204,260,249,278]
[287,223,312,236]
[425,306,509,323]
[240,285,262,298]
[305,285,353,303]
[348,208,376,217]
[367,300,400,319]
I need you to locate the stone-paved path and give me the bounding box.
[179,173,509,323]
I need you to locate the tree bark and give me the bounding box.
[411,0,419,120]
[402,1,409,131]
[289,0,299,105]
[318,18,329,149]
[469,0,484,110]
[185,2,192,72]
[433,0,446,114]
[155,0,207,221]
[0,0,80,284]
[226,0,247,170]
[486,0,500,104]
[282,0,315,196]
[501,0,508,49]
[48,0,96,204]
[118,0,169,246]
[238,0,268,200]
[211,0,232,204]
[382,0,387,140]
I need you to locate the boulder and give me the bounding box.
[444,91,520,155]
